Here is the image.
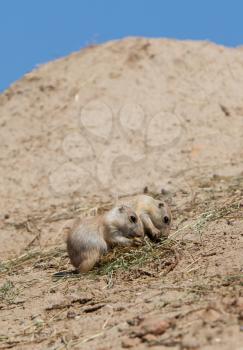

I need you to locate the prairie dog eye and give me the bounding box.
[129,215,137,223]
[158,202,164,208]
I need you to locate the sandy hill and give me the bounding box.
[0,38,242,349]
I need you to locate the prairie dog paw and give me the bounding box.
[151,227,161,237]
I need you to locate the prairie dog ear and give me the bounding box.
[143,186,148,193]
[158,202,164,208]
[118,205,125,213]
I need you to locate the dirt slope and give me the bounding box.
[0,37,242,349]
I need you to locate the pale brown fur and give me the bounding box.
[120,195,172,241]
[66,205,144,273]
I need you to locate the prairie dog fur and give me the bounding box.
[120,195,172,241]
[66,205,144,273]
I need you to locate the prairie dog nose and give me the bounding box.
[137,228,144,237]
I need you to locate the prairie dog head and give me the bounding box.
[150,199,172,234]
[136,195,172,235]
[105,205,144,241]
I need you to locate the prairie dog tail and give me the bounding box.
[78,248,101,273]
[67,242,102,273]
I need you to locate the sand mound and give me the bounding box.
[0,38,242,349]
[0,37,242,216]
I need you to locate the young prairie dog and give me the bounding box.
[121,195,172,241]
[66,205,144,273]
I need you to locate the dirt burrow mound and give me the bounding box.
[0,37,243,349]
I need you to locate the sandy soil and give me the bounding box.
[0,37,242,349]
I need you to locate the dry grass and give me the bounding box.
[1,178,242,282]
[0,281,19,303]
[0,177,242,350]
[170,193,243,241]
[94,237,176,276]
[0,247,66,274]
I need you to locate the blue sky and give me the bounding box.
[1,0,243,92]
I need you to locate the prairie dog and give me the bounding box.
[66,205,144,273]
[120,195,172,241]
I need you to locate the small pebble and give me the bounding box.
[137,317,171,336]
[122,337,140,348]
[67,310,76,319]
